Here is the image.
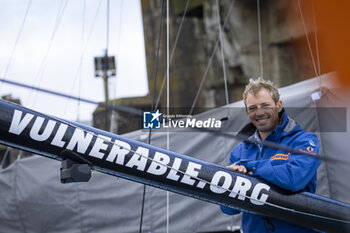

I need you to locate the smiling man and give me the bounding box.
[221,78,321,233]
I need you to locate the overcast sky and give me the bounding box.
[0,0,148,122]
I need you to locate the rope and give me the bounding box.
[62,0,104,118]
[76,0,86,122]
[155,0,191,110]
[116,0,124,56]
[311,0,322,87]
[139,1,166,232]
[0,78,143,116]
[109,0,124,133]
[216,0,229,105]
[307,0,330,200]
[0,0,32,163]
[0,0,32,91]
[0,148,11,169]
[189,0,236,115]
[106,0,110,52]
[257,0,263,79]
[166,0,170,231]
[1,76,344,165]
[17,151,23,160]
[151,0,166,113]
[104,0,110,131]
[296,0,320,78]
[28,0,69,108]
[193,126,350,165]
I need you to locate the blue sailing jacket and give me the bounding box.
[221,109,321,233]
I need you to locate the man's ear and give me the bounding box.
[277,100,283,112]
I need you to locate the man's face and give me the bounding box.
[245,88,282,134]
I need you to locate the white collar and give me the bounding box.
[254,130,262,150]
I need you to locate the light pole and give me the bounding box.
[94,50,116,103]
[94,50,116,131]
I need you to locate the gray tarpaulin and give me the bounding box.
[0,73,349,232]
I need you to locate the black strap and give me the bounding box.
[263,217,275,232]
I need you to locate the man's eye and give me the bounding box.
[261,103,270,108]
[248,106,257,112]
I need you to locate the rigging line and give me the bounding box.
[0,148,11,169]
[216,0,229,105]
[28,0,69,108]
[155,0,191,110]
[16,151,23,160]
[257,0,263,79]
[104,0,110,132]
[296,0,327,199]
[139,0,166,233]
[0,1,32,167]
[189,0,236,116]
[1,75,339,164]
[63,0,104,117]
[0,78,142,116]
[0,0,32,91]
[110,0,124,133]
[15,105,350,226]
[296,0,319,78]
[106,0,110,52]
[309,0,330,198]
[190,127,349,165]
[112,0,123,112]
[311,0,322,87]
[30,0,67,103]
[2,75,343,165]
[150,0,166,113]
[166,0,170,133]
[76,0,86,122]
[1,73,343,166]
[166,0,170,232]
[116,0,124,55]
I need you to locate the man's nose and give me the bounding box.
[256,107,265,115]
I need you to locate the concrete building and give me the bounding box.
[94,0,326,133]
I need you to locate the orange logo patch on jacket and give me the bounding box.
[270,152,290,161]
[299,147,317,156]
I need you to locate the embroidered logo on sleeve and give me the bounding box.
[299,147,316,155]
[270,152,290,161]
[309,139,316,147]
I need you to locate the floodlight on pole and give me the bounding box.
[94,50,116,103]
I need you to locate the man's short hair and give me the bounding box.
[243,78,280,106]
